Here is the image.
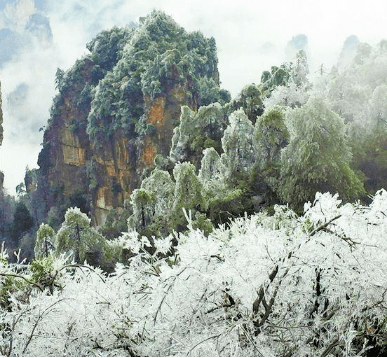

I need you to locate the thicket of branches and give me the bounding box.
[1,190,387,356]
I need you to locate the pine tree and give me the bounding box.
[34,223,56,259]
[55,207,106,263]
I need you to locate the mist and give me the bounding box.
[0,0,386,194]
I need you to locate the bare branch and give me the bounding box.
[310,215,341,236]
[186,333,222,356]
[0,272,44,291]
[22,298,69,354]
[154,267,187,324]
[56,263,106,283]
[321,336,340,357]
[322,227,359,247]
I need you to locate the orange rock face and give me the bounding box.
[141,138,157,168]
[92,135,134,225]
[147,96,166,129]
[39,68,196,227]
[61,128,86,166]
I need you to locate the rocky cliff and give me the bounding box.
[36,11,229,227]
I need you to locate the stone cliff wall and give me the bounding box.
[36,12,222,228]
[39,68,196,226]
[91,82,195,226]
[38,67,93,220]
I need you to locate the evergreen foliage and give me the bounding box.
[55,208,106,263]
[171,162,207,230]
[220,109,256,181]
[128,169,175,237]
[228,83,264,123]
[34,223,55,259]
[170,103,227,167]
[259,63,292,98]
[255,106,289,171]
[86,10,224,143]
[86,26,134,75]
[278,96,364,210]
[10,202,34,247]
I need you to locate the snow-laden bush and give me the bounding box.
[1,191,387,356]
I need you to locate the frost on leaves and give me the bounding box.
[1,191,387,356]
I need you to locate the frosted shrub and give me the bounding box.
[55,207,107,263]
[1,191,387,356]
[34,223,56,259]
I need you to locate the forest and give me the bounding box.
[0,10,387,356]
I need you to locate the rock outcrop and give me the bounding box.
[36,11,228,227]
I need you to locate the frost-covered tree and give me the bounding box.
[325,41,387,195]
[220,109,256,181]
[198,147,225,193]
[128,188,155,231]
[249,106,290,207]
[170,103,227,167]
[228,83,264,123]
[34,223,55,259]
[55,207,106,263]
[350,84,387,193]
[193,122,257,223]
[198,147,239,223]
[328,71,369,124]
[2,190,387,356]
[128,169,175,237]
[169,106,196,163]
[328,40,387,126]
[260,64,292,98]
[279,96,364,209]
[142,169,175,218]
[263,51,311,110]
[171,162,207,230]
[255,106,289,171]
[263,80,310,111]
[370,84,387,125]
[290,49,309,87]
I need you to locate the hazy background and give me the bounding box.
[0,0,386,194]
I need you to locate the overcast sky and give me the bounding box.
[0,0,386,194]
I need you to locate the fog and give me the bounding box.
[0,0,386,194]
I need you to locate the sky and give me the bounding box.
[0,0,386,194]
